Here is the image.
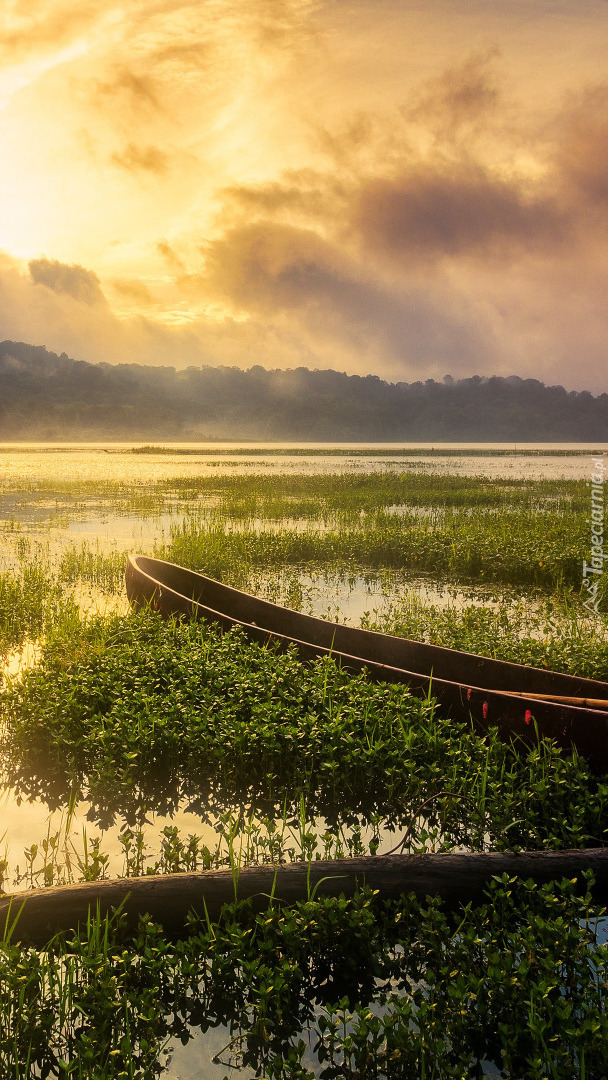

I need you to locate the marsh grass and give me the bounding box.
[362,593,608,679]
[59,544,128,594]
[0,564,77,659]
[1,471,594,599]
[2,461,608,1078]
[1,875,607,1079]
[163,506,587,593]
[2,805,383,897]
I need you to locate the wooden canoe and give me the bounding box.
[126,555,608,772]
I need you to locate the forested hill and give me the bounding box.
[1,340,607,441]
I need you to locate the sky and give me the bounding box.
[1,0,608,390]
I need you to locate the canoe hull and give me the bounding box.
[126,555,608,771]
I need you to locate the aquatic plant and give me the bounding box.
[0,566,76,658]
[0,875,606,1078]
[3,612,607,853]
[363,593,608,680]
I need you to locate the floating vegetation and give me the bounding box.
[1,876,607,1079]
[3,613,607,856]
[1,448,608,1078]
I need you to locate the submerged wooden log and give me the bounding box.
[1,850,607,947]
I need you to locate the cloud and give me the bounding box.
[0,2,105,67]
[109,278,154,304]
[243,0,321,50]
[94,65,162,113]
[0,252,318,373]
[156,240,185,269]
[111,143,170,174]
[405,48,503,137]
[204,221,490,371]
[6,13,608,393]
[28,258,108,305]
[220,171,347,233]
[354,166,568,264]
[553,82,608,211]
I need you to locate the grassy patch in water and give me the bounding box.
[2,470,593,599]
[0,470,585,520]
[2,612,606,852]
[162,470,583,515]
[163,502,588,594]
[0,566,76,657]
[58,543,128,594]
[2,463,608,1078]
[363,594,608,680]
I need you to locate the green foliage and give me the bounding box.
[162,475,591,594]
[1,876,607,1079]
[363,594,608,680]
[3,612,607,854]
[2,458,608,1077]
[59,544,127,593]
[0,565,75,657]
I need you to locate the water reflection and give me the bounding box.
[0,772,414,896]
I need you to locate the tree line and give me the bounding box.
[1,340,606,441]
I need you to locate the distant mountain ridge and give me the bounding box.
[1,340,606,441]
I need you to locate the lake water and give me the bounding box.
[1,442,603,1079]
[0,440,606,483]
[0,440,596,829]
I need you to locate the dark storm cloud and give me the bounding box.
[553,82,608,209]
[204,221,488,371]
[354,166,568,263]
[28,258,107,305]
[111,143,169,174]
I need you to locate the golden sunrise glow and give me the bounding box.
[1,0,608,387]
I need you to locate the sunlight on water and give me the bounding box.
[1,640,42,683]
[0,441,606,482]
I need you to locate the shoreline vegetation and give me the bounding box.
[0,443,606,455]
[3,340,608,441]
[1,449,608,1077]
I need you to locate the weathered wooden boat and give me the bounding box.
[126,555,608,771]
[3,849,608,945]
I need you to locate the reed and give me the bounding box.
[2,456,607,1077]
[162,487,591,595]
[363,592,608,679]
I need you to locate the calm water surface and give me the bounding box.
[1,443,601,1079]
[0,440,606,481]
